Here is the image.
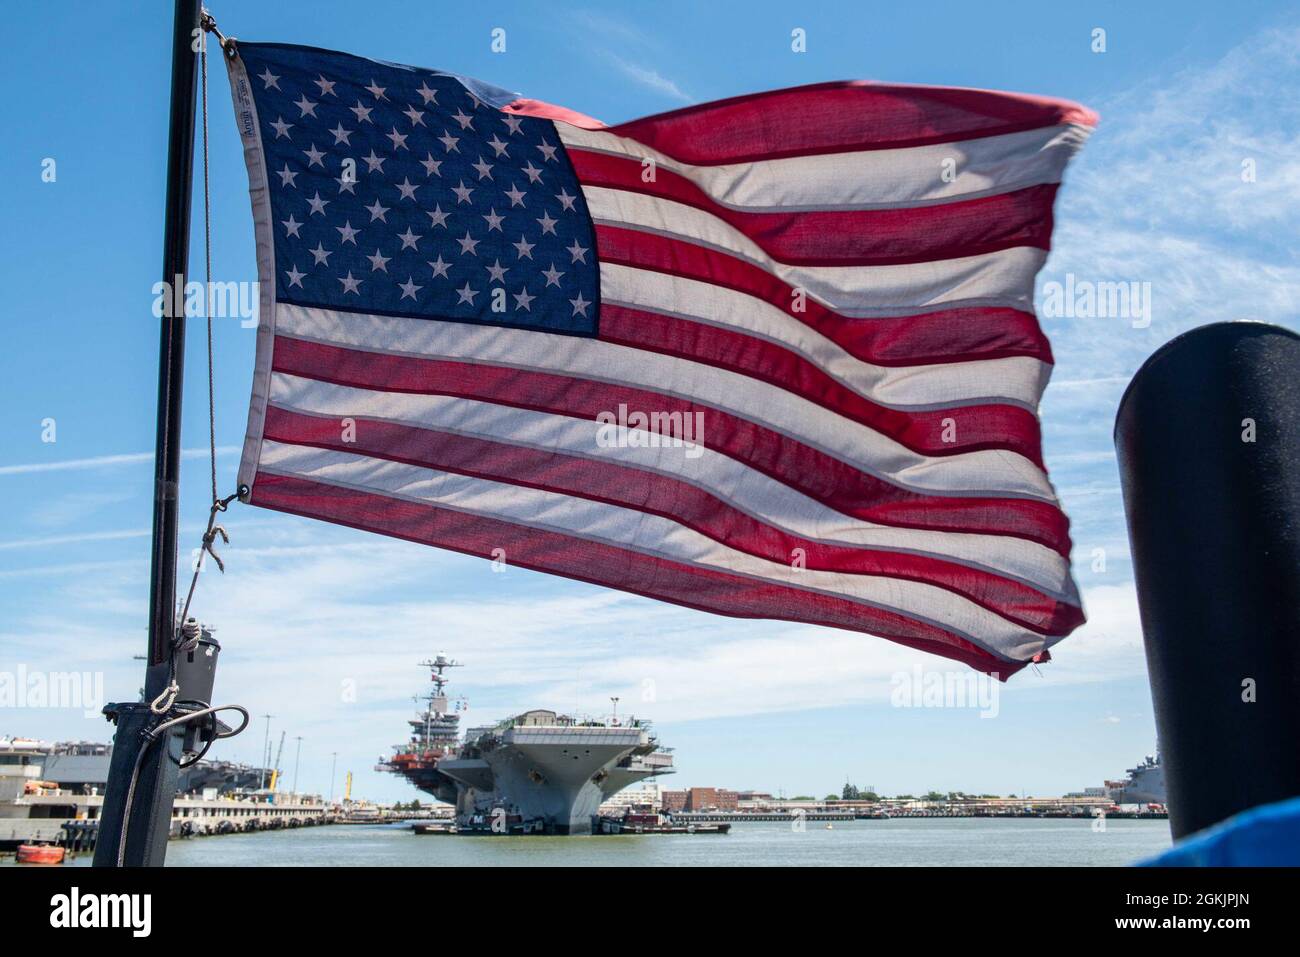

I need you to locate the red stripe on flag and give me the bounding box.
[251,470,1027,677]
[264,405,1082,635]
[603,80,1097,165]
[270,336,1074,555]
[597,303,1046,467]
[570,149,1059,265]
[593,225,1055,366]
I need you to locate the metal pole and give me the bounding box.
[1115,321,1300,839]
[292,736,303,796]
[146,0,203,695]
[260,714,273,789]
[329,752,338,802]
[93,0,202,868]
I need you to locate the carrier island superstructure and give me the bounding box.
[378,657,674,834]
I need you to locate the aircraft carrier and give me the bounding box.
[378,657,674,834]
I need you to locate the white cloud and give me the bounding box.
[599,54,693,104]
[0,528,149,551]
[1034,25,1300,606]
[568,10,693,105]
[0,502,1149,734]
[1044,26,1300,387]
[0,446,240,476]
[1033,583,1147,684]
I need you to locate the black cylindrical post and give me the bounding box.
[147,0,203,687]
[1115,321,1300,840]
[94,0,202,868]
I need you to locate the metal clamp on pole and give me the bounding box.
[200,8,239,60]
[1115,321,1300,840]
[97,627,249,866]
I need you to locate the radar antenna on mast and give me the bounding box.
[407,655,464,751]
[420,653,460,678]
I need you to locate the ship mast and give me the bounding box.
[415,655,461,749]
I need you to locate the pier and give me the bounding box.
[1,790,334,854]
[673,797,1167,822]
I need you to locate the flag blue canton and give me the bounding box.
[236,43,600,335]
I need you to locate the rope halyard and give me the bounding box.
[173,13,246,646]
[202,15,216,509]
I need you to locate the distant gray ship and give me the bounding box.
[0,737,266,798]
[379,657,674,835]
[1107,752,1166,805]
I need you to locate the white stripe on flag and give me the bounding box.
[582,186,1047,313]
[267,371,1079,603]
[599,263,1052,410]
[273,304,1056,500]
[558,123,1092,210]
[257,440,1057,662]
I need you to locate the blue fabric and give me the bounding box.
[1140,795,1300,866]
[237,42,600,336]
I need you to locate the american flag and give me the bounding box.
[225,42,1094,677]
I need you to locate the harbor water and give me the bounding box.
[17,817,1173,867]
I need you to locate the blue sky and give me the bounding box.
[3,1,1298,802]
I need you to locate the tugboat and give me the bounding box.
[597,805,730,835]
[16,843,66,865]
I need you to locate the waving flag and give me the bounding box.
[225,42,1093,677]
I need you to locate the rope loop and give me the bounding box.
[150,681,180,715]
[202,520,229,574]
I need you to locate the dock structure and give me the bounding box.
[673,796,1165,822]
[1,791,334,852]
[677,811,858,823]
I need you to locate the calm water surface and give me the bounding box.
[55,818,1176,866]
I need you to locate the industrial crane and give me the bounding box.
[268,730,286,794]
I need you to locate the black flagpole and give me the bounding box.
[94,0,203,867]
[146,1,201,687]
